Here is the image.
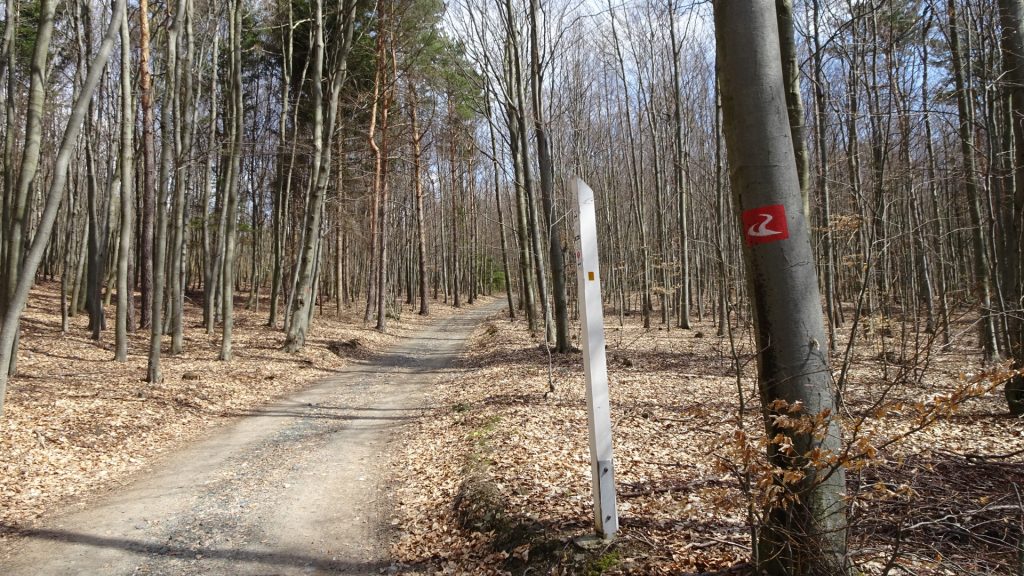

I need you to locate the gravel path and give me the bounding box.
[0,300,503,575]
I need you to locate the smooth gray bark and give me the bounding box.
[811,0,836,350]
[115,0,133,362]
[776,0,809,218]
[527,0,569,352]
[202,4,220,333]
[148,0,185,382]
[220,0,243,361]
[268,1,293,328]
[169,0,194,355]
[715,2,848,573]
[668,0,691,330]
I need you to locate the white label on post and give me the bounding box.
[573,177,618,538]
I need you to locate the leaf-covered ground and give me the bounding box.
[388,309,1024,575]
[2,283,1021,575]
[0,282,454,540]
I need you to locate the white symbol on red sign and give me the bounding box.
[742,204,789,246]
[747,213,782,238]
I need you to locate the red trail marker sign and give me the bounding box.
[742,204,789,246]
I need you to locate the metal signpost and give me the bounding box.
[573,177,618,539]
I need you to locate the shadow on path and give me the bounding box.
[0,524,384,573]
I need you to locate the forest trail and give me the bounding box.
[0,299,505,576]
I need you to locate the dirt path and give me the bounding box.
[0,300,503,576]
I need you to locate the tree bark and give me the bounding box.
[811,0,836,350]
[715,2,848,573]
[269,1,293,328]
[148,0,185,382]
[776,0,810,218]
[527,0,569,352]
[220,0,243,361]
[1,0,56,376]
[668,0,691,330]
[169,0,194,355]
[998,0,1024,413]
[202,1,220,333]
[409,83,430,317]
[115,0,133,361]
[138,0,156,330]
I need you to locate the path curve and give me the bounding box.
[0,300,504,575]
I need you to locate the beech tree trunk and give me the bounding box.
[1,0,56,377]
[115,0,133,362]
[527,0,569,352]
[148,0,185,382]
[998,0,1024,413]
[715,2,848,573]
[220,0,243,361]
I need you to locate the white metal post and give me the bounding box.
[573,177,618,539]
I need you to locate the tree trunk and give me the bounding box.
[998,0,1024,413]
[375,19,396,332]
[776,0,809,218]
[1,0,56,376]
[76,0,106,340]
[169,0,194,355]
[139,0,156,330]
[409,82,430,316]
[269,1,293,328]
[486,92,515,320]
[149,0,185,382]
[0,0,15,275]
[509,107,536,329]
[220,0,243,361]
[202,3,220,333]
[811,0,837,350]
[115,0,134,361]
[668,0,691,330]
[526,0,569,352]
[715,2,848,573]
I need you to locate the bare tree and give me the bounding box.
[115,0,133,361]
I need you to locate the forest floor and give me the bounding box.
[0,283,1022,575]
[387,306,1024,575]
